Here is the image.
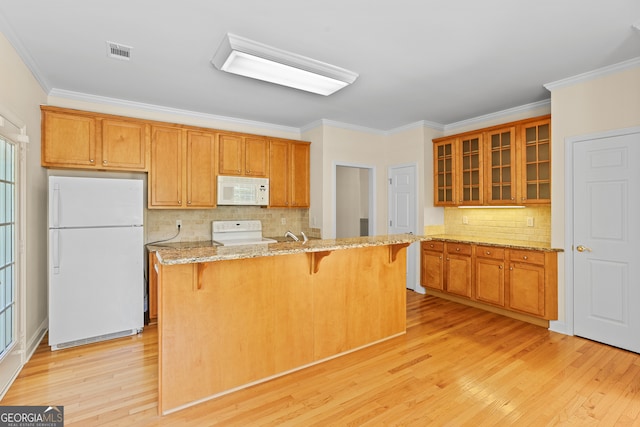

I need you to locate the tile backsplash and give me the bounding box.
[428,206,551,244]
[146,207,317,243]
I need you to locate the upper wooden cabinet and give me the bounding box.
[148,127,216,209]
[41,106,149,171]
[269,139,310,208]
[218,133,269,177]
[433,115,550,207]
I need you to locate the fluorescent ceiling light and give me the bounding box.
[211,33,358,96]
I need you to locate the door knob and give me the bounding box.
[576,245,592,252]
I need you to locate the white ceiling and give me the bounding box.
[0,1,638,131]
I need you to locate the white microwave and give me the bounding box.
[217,175,269,206]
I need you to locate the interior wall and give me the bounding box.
[548,62,640,329]
[0,33,49,355]
[335,166,362,238]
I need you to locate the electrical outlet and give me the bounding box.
[176,219,182,229]
[462,216,468,225]
[526,217,534,227]
[281,218,286,225]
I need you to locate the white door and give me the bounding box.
[573,130,640,353]
[388,165,417,291]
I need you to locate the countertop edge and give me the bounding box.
[426,235,564,252]
[153,234,428,265]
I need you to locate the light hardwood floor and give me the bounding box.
[3,291,640,426]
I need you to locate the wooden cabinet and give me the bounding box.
[508,248,557,319]
[433,133,483,206]
[434,139,456,206]
[269,138,310,208]
[420,241,444,291]
[218,133,269,177]
[444,242,473,298]
[433,115,550,206]
[485,126,517,205]
[519,118,551,204]
[475,245,506,307]
[421,240,558,321]
[149,126,216,209]
[41,106,148,171]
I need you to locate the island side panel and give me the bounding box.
[158,253,314,414]
[312,245,407,361]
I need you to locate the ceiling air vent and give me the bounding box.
[106,41,132,60]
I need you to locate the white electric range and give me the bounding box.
[212,220,277,246]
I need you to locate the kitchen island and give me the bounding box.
[150,234,423,415]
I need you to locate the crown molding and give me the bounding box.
[443,99,551,133]
[47,88,302,135]
[544,57,640,91]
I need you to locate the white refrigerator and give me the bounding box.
[48,176,144,350]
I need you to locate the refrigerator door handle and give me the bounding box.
[52,229,60,274]
[52,184,60,228]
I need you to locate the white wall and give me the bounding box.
[0,33,48,355]
[548,61,640,328]
[335,166,362,238]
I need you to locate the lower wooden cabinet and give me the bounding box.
[421,241,444,291]
[421,241,558,320]
[508,249,558,319]
[445,243,472,298]
[475,245,506,307]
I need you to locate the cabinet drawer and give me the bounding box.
[422,241,444,252]
[476,245,505,260]
[510,249,545,265]
[446,243,472,256]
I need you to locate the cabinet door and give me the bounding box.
[445,244,472,298]
[434,139,456,206]
[149,126,183,208]
[244,136,269,177]
[186,131,216,208]
[474,246,506,306]
[485,127,517,205]
[101,119,148,170]
[508,261,545,317]
[218,133,244,176]
[290,142,310,207]
[519,118,551,205]
[42,110,97,168]
[459,133,483,205]
[421,242,444,291]
[269,139,290,207]
[475,258,505,307]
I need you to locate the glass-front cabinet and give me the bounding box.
[520,119,551,204]
[434,139,456,206]
[459,133,483,205]
[432,115,551,207]
[485,126,517,205]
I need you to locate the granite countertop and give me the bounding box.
[150,234,427,265]
[427,234,563,252]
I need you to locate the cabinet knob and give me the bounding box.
[446,257,450,261]
[456,247,460,251]
[523,255,528,260]
[510,266,514,270]
[486,251,491,255]
[178,200,181,204]
[187,201,191,205]
[90,159,94,163]
[103,160,107,165]
[499,265,503,269]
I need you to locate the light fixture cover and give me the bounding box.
[211,33,358,96]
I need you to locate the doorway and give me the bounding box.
[334,164,374,238]
[569,127,640,353]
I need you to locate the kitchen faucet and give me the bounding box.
[284,230,299,242]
